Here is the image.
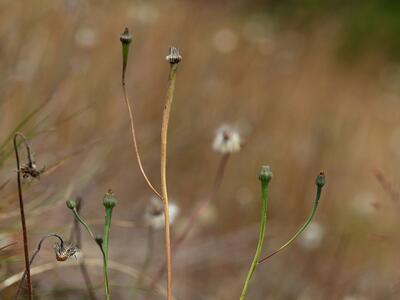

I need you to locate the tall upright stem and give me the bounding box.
[161,48,181,300]
[13,133,32,300]
[239,166,272,300]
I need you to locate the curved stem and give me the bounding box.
[239,177,269,300]
[71,208,96,241]
[258,182,323,264]
[15,233,64,300]
[161,63,178,300]
[120,29,161,200]
[13,133,32,300]
[69,197,97,300]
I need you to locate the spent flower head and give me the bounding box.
[213,124,242,154]
[54,242,78,261]
[144,197,180,230]
[166,47,182,64]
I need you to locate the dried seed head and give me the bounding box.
[212,125,242,154]
[20,162,44,180]
[103,189,117,209]
[144,197,180,230]
[54,242,78,262]
[120,27,132,44]
[165,47,182,64]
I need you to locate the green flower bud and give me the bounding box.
[316,172,326,188]
[103,189,117,209]
[95,236,103,247]
[66,200,76,210]
[258,165,273,184]
[120,27,132,45]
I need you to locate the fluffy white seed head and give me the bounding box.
[144,197,180,230]
[212,125,242,154]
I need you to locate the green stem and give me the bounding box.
[239,174,269,300]
[258,177,324,264]
[102,207,113,299]
[71,208,96,240]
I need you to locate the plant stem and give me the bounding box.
[13,133,32,300]
[70,198,97,300]
[149,154,230,289]
[239,166,271,300]
[161,55,180,300]
[71,208,96,240]
[102,207,113,300]
[258,174,325,264]
[102,190,117,300]
[120,27,161,199]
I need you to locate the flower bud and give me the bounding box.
[316,172,326,188]
[95,236,103,247]
[103,189,117,209]
[66,200,76,210]
[120,27,132,45]
[259,165,273,184]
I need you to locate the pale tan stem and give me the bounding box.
[122,83,162,199]
[161,63,178,300]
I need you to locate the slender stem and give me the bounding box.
[258,182,323,264]
[120,28,161,200]
[15,234,64,300]
[100,246,110,300]
[71,208,96,240]
[239,174,269,300]
[102,207,113,300]
[13,133,32,300]
[149,154,230,289]
[70,198,97,300]
[161,62,179,300]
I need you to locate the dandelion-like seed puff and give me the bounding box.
[144,197,180,230]
[213,125,242,154]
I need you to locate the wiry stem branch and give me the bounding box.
[13,132,32,300]
[120,27,162,199]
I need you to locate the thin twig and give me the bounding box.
[161,47,181,300]
[120,27,162,199]
[13,133,32,300]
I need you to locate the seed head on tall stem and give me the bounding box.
[161,46,181,300]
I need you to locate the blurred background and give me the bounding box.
[1,0,400,299]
